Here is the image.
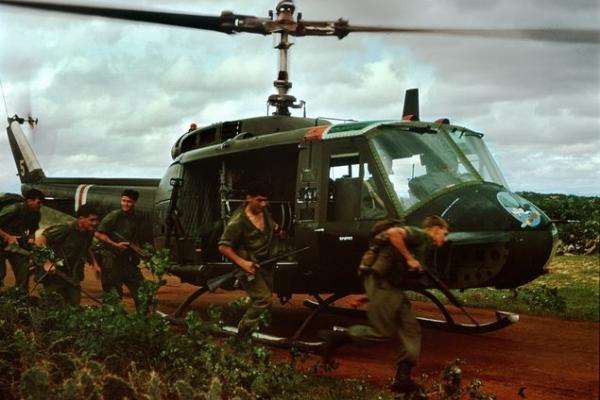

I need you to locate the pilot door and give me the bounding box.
[295,136,390,293]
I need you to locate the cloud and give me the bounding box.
[0,0,598,197]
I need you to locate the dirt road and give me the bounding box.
[8,269,598,399]
[129,274,600,400]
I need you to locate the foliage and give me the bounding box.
[410,255,599,321]
[516,285,566,313]
[0,248,499,399]
[519,192,600,253]
[0,250,394,400]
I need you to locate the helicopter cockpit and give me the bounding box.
[445,127,509,188]
[367,124,506,212]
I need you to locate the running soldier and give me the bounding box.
[320,216,449,396]
[218,181,282,337]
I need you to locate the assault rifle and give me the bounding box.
[4,244,102,304]
[113,231,151,261]
[206,246,309,292]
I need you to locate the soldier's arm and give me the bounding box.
[0,227,20,245]
[94,231,129,251]
[387,227,422,270]
[95,212,129,251]
[34,230,55,274]
[218,218,257,274]
[0,206,20,245]
[88,249,101,278]
[218,245,257,274]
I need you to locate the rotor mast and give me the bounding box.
[268,1,304,116]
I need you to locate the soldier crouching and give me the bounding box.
[35,204,100,306]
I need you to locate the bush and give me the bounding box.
[516,285,567,313]
[519,192,599,253]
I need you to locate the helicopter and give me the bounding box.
[2,0,595,345]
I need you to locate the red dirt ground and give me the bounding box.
[7,269,599,399]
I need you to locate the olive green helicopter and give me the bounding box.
[3,0,596,347]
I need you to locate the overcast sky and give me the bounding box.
[0,0,598,195]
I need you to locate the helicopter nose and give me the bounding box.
[406,183,557,288]
[489,190,558,287]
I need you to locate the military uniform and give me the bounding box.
[0,202,41,288]
[348,226,432,366]
[42,222,95,305]
[95,209,146,307]
[218,207,279,335]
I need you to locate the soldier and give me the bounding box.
[320,215,449,396]
[0,189,45,289]
[35,204,100,305]
[218,181,281,337]
[93,189,147,309]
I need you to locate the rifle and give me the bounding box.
[113,231,151,261]
[4,244,103,305]
[421,266,480,326]
[206,246,310,292]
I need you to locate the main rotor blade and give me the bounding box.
[323,22,600,43]
[0,0,268,35]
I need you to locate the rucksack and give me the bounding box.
[0,193,24,211]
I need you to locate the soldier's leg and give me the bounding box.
[0,254,6,287]
[64,284,82,306]
[122,262,144,310]
[7,253,31,290]
[237,268,273,336]
[394,291,421,366]
[42,279,70,305]
[347,274,402,343]
[390,291,423,396]
[99,252,124,299]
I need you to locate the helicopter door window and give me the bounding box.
[360,162,387,220]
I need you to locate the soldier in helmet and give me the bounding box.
[94,189,148,309]
[218,181,282,337]
[35,204,100,305]
[320,215,449,396]
[0,188,45,289]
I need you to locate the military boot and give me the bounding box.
[390,361,425,397]
[317,326,351,362]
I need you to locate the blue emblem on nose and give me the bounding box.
[497,192,541,228]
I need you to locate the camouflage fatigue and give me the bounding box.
[42,222,95,305]
[0,202,40,288]
[348,226,432,365]
[218,207,279,334]
[95,209,146,308]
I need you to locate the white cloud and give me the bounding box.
[0,0,598,196]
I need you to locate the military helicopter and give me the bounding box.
[3,0,595,345]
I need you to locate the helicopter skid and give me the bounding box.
[154,310,324,350]
[302,299,519,334]
[217,326,325,352]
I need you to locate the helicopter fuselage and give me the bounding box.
[12,114,557,299]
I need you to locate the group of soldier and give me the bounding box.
[217,181,449,397]
[0,188,146,308]
[0,184,450,397]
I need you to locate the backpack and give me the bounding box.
[0,193,24,211]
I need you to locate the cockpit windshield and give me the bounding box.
[445,127,509,188]
[368,125,481,211]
